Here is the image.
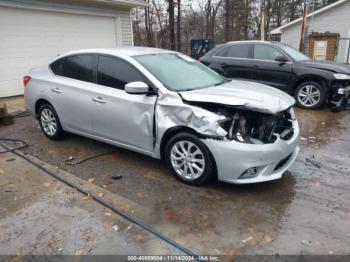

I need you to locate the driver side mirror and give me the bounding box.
[275,56,288,64]
[125,81,150,95]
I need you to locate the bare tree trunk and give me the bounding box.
[299,3,308,52]
[205,0,211,39]
[168,0,176,50]
[290,0,296,21]
[152,0,164,48]
[144,5,152,46]
[224,0,230,41]
[177,0,181,51]
[243,0,249,39]
[232,0,243,41]
[261,6,265,41]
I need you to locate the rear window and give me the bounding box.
[216,44,250,59]
[50,54,94,83]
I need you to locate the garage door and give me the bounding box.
[0,6,118,97]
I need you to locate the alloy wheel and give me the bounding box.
[297,85,321,107]
[170,140,206,181]
[40,108,57,136]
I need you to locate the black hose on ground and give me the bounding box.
[64,150,118,165]
[0,138,29,154]
[11,110,31,118]
[0,141,200,259]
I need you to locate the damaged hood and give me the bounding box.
[179,80,295,114]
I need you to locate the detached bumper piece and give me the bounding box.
[330,84,350,110]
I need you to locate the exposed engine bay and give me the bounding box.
[186,101,294,144]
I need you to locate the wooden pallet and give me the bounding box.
[0,103,14,125]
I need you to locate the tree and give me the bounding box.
[177,0,181,51]
[203,0,223,40]
[131,0,340,53]
[167,0,176,50]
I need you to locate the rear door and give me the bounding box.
[212,43,253,80]
[50,54,95,134]
[91,55,157,153]
[251,44,293,91]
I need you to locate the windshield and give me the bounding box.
[279,44,310,61]
[134,53,227,91]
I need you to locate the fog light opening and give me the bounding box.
[239,167,258,179]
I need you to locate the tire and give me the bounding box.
[38,103,64,140]
[294,81,326,109]
[165,132,215,186]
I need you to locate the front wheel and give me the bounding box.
[295,81,326,109]
[165,132,215,186]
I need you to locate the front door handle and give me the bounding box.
[51,88,62,94]
[220,62,227,66]
[92,97,106,104]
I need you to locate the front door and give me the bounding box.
[251,44,293,92]
[91,55,157,153]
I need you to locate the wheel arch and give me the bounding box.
[293,75,329,94]
[35,98,53,118]
[159,126,218,178]
[160,126,198,160]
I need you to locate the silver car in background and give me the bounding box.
[24,47,299,186]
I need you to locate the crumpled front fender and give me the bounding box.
[152,92,228,158]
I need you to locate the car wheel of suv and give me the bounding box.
[39,104,64,140]
[165,132,215,186]
[295,81,326,109]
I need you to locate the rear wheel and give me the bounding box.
[165,132,215,186]
[39,104,64,140]
[295,81,326,109]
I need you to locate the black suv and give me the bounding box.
[200,41,350,109]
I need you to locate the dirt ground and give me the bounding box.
[0,148,179,256]
[0,105,350,256]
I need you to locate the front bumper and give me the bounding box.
[202,119,300,184]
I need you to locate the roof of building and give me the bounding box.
[270,0,349,34]
[94,0,148,7]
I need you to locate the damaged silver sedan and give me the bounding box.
[24,47,300,186]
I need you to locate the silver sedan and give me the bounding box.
[24,47,299,186]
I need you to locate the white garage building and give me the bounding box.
[0,0,146,97]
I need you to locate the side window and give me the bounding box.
[50,59,62,75]
[216,44,250,59]
[59,55,94,82]
[254,45,284,61]
[216,47,228,57]
[97,56,147,90]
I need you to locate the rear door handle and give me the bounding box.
[51,88,62,94]
[92,97,106,104]
[220,62,227,66]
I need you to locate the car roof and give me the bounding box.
[224,40,280,45]
[57,47,176,58]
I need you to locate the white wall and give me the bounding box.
[280,0,350,63]
[0,0,136,97]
